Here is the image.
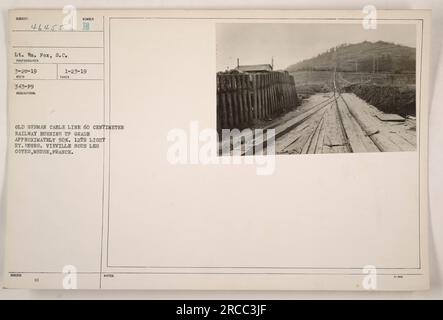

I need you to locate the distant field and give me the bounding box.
[290,71,334,87]
[338,72,415,87]
[290,70,416,95]
[289,71,334,96]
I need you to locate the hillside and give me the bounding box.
[286,41,415,73]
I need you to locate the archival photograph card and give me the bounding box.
[4,9,430,290]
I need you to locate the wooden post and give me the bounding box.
[220,76,228,128]
[248,75,254,122]
[258,74,264,120]
[270,73,275,115]
[288,74,291,107]
[216,75,221,131]
[242,75,250,125]
[235,75,243,127]
[233,75,241,128]
[280,74,284,110]
[276,73,280,112]
[241,75,247,126]
[226,76,234,128]
[280,73,284,112]
[291,75,298,107]
[263,74,268,119]
[252,74,258,120]
[285,74,290,108]
[267,74,270,117]
[283,74,287,110]
[243,75,250,125]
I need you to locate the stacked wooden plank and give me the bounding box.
[273,92,416,154]
[341,93,416,152]
[335,95,379,153]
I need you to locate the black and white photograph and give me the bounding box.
[216,23,417,154]
[1,6,437,297]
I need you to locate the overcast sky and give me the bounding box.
[216,23,417,71]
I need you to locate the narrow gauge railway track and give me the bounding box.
[224,71,416,155]
[274,71,416,154]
